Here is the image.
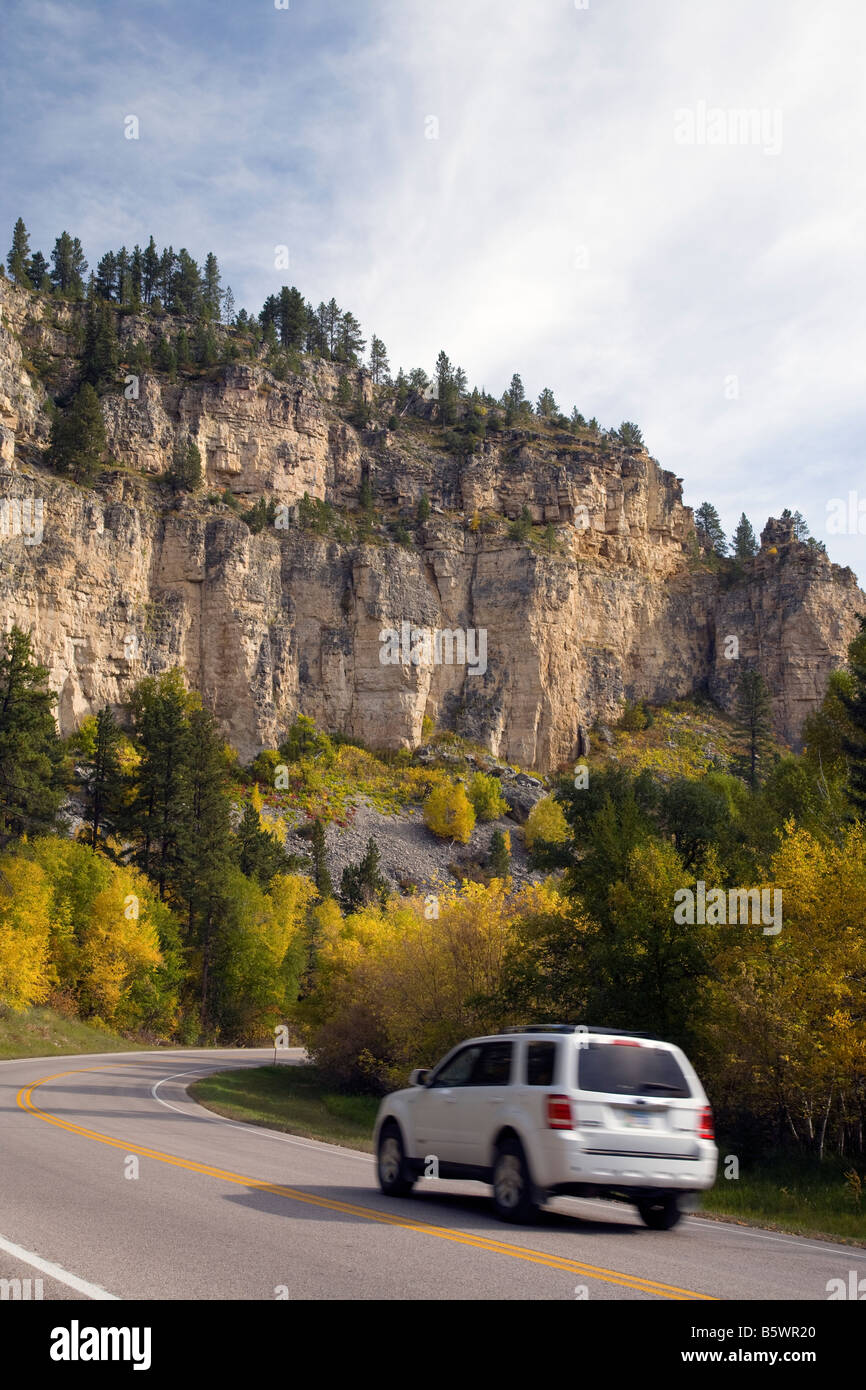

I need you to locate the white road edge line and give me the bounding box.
[0,1233,119,1300]
[150,1068,371,1163]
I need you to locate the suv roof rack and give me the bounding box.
[504,1024,657,1039]
[504,1023,577,1034]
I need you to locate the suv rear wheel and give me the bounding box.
[637,1194,682,1230]
[377,1122,415,1198]
[492,1138,538,1224]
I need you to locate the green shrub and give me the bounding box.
[468,771,508,822]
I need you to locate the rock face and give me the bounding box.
[0,277,862,767]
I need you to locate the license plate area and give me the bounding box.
[623,1108,651,1127]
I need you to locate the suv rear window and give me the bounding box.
[525,1041,557,1085]
[577,1043,690,1097]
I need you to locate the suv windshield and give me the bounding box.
[577,1043,691,1097]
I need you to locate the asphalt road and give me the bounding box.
[0,1049,861,1301]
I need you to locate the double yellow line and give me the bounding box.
[17,1064,715,1300]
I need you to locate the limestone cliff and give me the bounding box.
[0,277,861,767]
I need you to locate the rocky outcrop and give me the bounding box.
[0,277,861,766]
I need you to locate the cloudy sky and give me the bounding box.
[2,0,864,577]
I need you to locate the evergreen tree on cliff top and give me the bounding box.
[695,501,728,556]
[6,218,32,287]
[732,512,758,559]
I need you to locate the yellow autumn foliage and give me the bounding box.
[423,781,476,843]
[303,877,569,1090]
[0,856,53,1011]
[524,795,569,849]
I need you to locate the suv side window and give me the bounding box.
[525,1041,557,1085]
[430,1045,482,1087]
[471,1041,513,1086]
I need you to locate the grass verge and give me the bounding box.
[701,1150,866,1245]
[190,1064,378,1152]
[0,1005,144,1059]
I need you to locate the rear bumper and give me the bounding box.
[530,1131,718,1194]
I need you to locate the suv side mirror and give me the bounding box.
[409,1068,431,1087]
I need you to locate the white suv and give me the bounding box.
[374,1025,717,1228]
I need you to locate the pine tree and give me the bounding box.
[172,249,202,316]
[83,301,120,389]
[236,799,294,886]
[115,246,131,305]
[617,421,644,449]
[142,237,160,304]
[155,335,177,378]
[222,285,235,326]
[175,328,191,369]
[695,501,728,556]
[159,247,176,304]
[489,828,511,879]
[166,441,202,493]
[840,616,866,816]
[130,245,144,306]
[125,670,191,899]
[27,250,50,291]
[339,835,388,912]
[435,350,457,424]
[49,383,107,485]
[173,706,237,1029]
[732,512,758,559]
[310,817,333,899]
[735,668,774,789]
[408,367,430,395]
[336,311,365,363]
[369,335,390,385]
[6,218,32,286]
[50,231,88,296]
[536,387,558,417]
[78,706,124,849]
[95,251,118,301]
[0,627,66,845]
[202,252,221,319]
[506,373,526,423]
[194,319,218,367]
[274,285,306,347]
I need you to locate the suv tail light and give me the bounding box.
[547,1094,573,1129]
[697,1106,714,1140]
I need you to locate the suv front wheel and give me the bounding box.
[636,1194,682,1230]
[492,1138,538,1224]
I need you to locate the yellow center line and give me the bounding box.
[16,1063,716,1301]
